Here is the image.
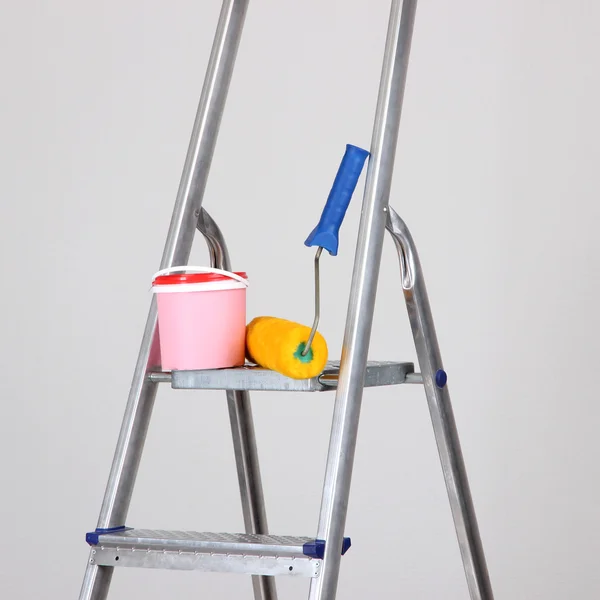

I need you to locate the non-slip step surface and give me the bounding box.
[151,360,414,391]
[88,529,315,556]
[86,529,350,578]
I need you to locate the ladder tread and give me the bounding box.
[86,529,350,578]
[89,529,314,554]
[151,360,415,391]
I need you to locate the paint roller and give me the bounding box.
[246,144,370,379]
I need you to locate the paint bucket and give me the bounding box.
[152,266,248,371]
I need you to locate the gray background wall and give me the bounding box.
[2,1,599,598]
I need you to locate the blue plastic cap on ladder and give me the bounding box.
[86,525,132,546]
[302,537,352,559]
[304,144,370,256]
[435,369,448,388]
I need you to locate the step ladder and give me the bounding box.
[78,0,495,598]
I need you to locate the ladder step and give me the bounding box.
[149,360,415,391]
[86,529,351,578]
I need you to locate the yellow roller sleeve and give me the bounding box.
[246,316,328,380]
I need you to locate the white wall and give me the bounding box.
[2,1,599,598]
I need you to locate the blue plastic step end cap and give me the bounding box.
[302,537,352,559]
[86,525,131,546]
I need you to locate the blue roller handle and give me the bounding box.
[304,144,370,256]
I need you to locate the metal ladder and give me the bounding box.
[78,1,494,598]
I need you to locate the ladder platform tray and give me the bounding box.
[150,360,414,392]
[86,529,351,578]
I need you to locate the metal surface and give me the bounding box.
[159,2,248,269]
[318,361,413,388]
[78,2,249,599]
[166,361,414,391]
[198,207,277,600]
[309,1,418,599]
[197,207,230,271]
[78,561,112,600]
[147,371,172,384]
[302,247,323,356]
[91,547,320,577]
[91,529,314,556]
[89,530,320,577]
[404,372,424,384]
[227,390,277,599]
[387,207,494,600]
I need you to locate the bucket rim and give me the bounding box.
[152,266,248,287]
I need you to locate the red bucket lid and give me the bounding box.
[153,272,248,286]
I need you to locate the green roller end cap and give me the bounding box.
[293,343,314,364]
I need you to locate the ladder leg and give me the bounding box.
[199,209,277,600]
[228,391,277,600]
[386,207,495,600]
[309,1,418,599]
[79,557,113,600]
[79,311,160,600]
[78,2,248,598]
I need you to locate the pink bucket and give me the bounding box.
[152,266,249,371]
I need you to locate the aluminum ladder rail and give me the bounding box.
[77,0,495,599]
